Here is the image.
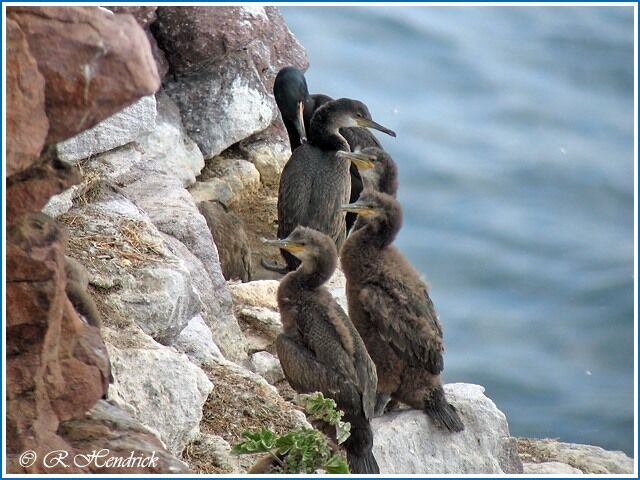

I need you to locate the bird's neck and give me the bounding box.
[281,256,336,292]
[308,109,350,151]
[349,214,399,251]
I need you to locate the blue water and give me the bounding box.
[282,7,635,455]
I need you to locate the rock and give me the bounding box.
[153,7,307,88]
[7,150,81,220]
[8,6,160,143]
[250,351,285,385]
[189,178,234,206]
[57,95,157,163]
[199,157,261,205]
[173,314,225,367]
[229,280,280,311]
[517,437,634,474]
[108,6,157,27]
[59,400,191,474]
[237,123,291,185]
[107,334,213,456]
[238,307,283,338]
[6,18,48,177]
[6,213,111,474]
[41,185,80,218]
[523,461,583,474]
[163,50,277,159]
[372,383,523,474]
[199,200,252,282]
[161,234,248,363]
[184,432,242,474]
[60,184,199,345]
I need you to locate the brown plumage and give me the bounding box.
[266,226,380,473]
[199,200,251,282]
[340,191,464,432]
[65,257,102,328]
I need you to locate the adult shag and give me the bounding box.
[263,98,395,273]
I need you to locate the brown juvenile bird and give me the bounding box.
[65,256,102,328]
[264,226,380,473]
[199,200,252,282]
[340,191,464,431]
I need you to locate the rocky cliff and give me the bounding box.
[5,6,634,475]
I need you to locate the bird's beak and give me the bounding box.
[339,201,378,217]
[356,118,396,137]
[336,151,376,171]
[262,238,305,254]
[295,101,307,143]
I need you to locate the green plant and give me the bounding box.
[231,392,351,474]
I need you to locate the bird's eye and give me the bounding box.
[356,113,363,118]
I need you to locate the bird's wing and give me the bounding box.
[276,333,362,413]
[358,278,444,374]
[277,150,314,239]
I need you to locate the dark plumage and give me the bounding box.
[358,147,399,197]
[199,200,251,282]
[264,98,395,274]
[65,257,102,328]
[273,66,386,232]
[265,227,379,474]
[340,191,464,432]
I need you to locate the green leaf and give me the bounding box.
[324,454,350,474]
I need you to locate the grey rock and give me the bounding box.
[372,383,523,474]
[199,157,261,204]
[57,95,157,162]
[173,314,225,367]
[229,280,280,311]
[237,123,291,185]
[161,233,248,363]
[41,185,79,217]
[164,51,277,159]
[107,335,213,456]
[523,461,583,474]
[517,437,634,474]
[249,351,285,385]
[189,178,234,206]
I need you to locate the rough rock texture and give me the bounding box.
[59,400,190,474]
[152,6,308,85]
[237,122,291,185]
[6,18,48,177]
[107,332,213,456]
[184,432,242,474]
[5,214,111,473]
[249,351,285,385]
[517,437,634,474]
[57,95,158,163]
[8,6,160,143]
[372,384,523,474]
[174,315,225,367]
[523,461,583,474]
[197,157,261,205]
[7,152,80,221]
[164,51,277,159]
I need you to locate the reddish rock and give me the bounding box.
[6,18,49,178]
[108,6,157,27]
[8,6,160,143]
[6,149,81,223]
[152,6,308,87]
[6,214,110,473]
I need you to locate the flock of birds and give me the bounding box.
[259,67,464,474]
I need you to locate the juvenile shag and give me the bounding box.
[199,200,252,282]
[273,66,387,231]
[263,98,396,274]
[358,147,399,197]
[264,226,380,474]
[65,257,102,328]
[340,191,464,432]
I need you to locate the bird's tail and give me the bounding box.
[424,385,464,432]
[343,419,380,474]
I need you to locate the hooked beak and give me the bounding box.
[356,118,396,137]
[336,151,376,171]
[295,101,307,143]
[339,201,378,217]
[262,237,305,254]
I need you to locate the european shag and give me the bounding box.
[263,98,396,274]
[264,226,380,473]
[273,66,390,232]
[340,191,464,432]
